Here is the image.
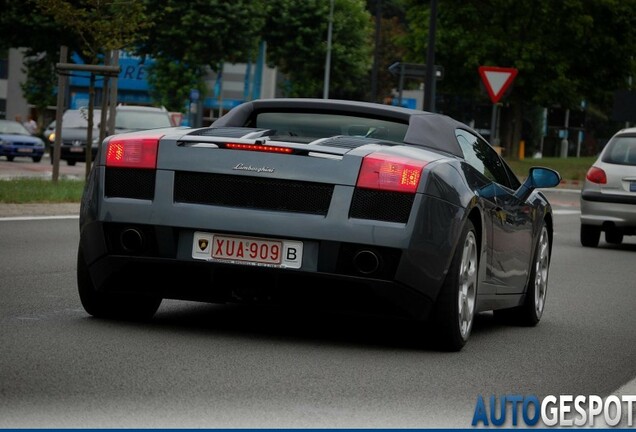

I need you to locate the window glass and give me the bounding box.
[456,129,511,187]
[62,109,101,128]
[0,119,30,135]
[116,110,172,130]
[602,136,636,166]
[254,112,409,144]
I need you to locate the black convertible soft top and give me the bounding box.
[213,98,474,157]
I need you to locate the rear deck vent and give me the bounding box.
[174,171,333,215]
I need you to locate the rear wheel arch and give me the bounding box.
[544,212,554,254]
[467,208,483,254]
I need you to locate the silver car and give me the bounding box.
[580,127,636,247]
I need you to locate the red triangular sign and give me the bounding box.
[478,66,518,103]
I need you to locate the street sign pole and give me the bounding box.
[398,63,405,106]
[478,66,518,147]
[490,104,498,147]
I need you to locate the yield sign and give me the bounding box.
[478,66,518,103]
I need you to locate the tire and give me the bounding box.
[7,155,14,162]
[431,220,479,351]
[67,160,77,166]
[32,156,42,163]
[580,224,600,247]
[605,229,623,245]
[77,246,162,320]
[495,223,550,326]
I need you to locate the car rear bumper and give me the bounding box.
[580,191,636,226]
[79,219,441,320]
[0,148,44,157]
[60,146,97,161]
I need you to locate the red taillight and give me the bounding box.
[106,134,163,169]
[356,153,427,193]
[225,142,293,154]
[586,166,607,184]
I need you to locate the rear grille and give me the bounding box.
[174,171,333,215]
[105,168,156,200]
[349,189,414,223]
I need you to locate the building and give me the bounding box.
[1,47,278,127]
[1,48,32,122]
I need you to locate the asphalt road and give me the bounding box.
[0,192,635,428]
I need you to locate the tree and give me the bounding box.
[146,58,206,113]
[0,0,82,129]
[263,0,374,99]
[366,0,408,102]
[402,0,636,158]
[135,0,266,113]
[374,16,409,103]
[35,0,148,64]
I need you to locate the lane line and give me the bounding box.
[553,209,580,215]
[0,215,79,222]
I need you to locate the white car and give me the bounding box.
[580,127,636,247]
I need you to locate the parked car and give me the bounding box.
[77,98,561,351]
[47,105,173,166]
[580,127,636,247]
[0,119,46,162]
[46,108,101,166]
[113,105,173,133]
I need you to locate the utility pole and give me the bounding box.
[323,0,334,99]
[370,0,382,103]
[423,0,438,112]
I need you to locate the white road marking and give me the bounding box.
[0,215,79,222]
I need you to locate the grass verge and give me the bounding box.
[0,178,85,203]
[506,156,595,182]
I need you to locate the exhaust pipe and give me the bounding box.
[120,228,144,253]
[353,249,380,275]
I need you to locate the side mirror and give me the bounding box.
[514,167,561,201]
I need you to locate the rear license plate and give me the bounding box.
[17,148,33,153]
[192,232,303,269]
[631,181,636,192]
[70,147,84,153]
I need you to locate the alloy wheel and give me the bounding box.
[534,227,550,319]
[457,231,478,340]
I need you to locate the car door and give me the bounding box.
[455,130,533,294]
